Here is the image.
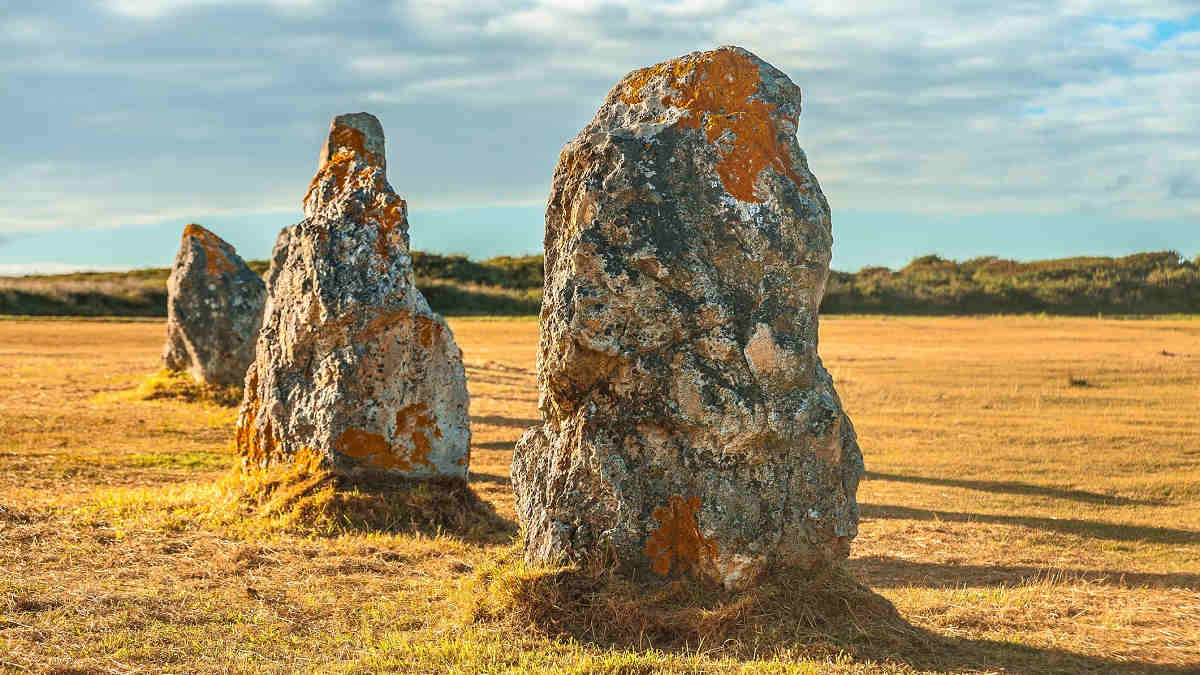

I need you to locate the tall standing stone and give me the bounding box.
[512,46,864,590]
[235,113,470,478]
[162,224,266,387]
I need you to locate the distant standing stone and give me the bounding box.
[512,46,864,590]
[235,113,470,478]
[162,224,265,387]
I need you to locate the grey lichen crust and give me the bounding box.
[235,112,470,478]
[162,224,265,387]
[511,46,864,590]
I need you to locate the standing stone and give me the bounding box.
[235,113,470,478]
[162,224,266,387]
[512,46,864,590]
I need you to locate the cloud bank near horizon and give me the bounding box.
[1,1,1197,246]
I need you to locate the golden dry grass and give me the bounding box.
[0,316,1197,673]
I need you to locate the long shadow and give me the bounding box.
[907,631,1194,673]
[0,504,34,523]
[469,471,511,486]
[483,395,540,405]
[473,441,515,451]
[866,471,1164,506]
[471,414,539,429]
[851,555,1200,591]
[504,565,1193,674]
[464,361,533,375]
[862,503,1200,545]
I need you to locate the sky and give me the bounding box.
[1,0,1198,274]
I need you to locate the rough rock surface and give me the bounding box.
[512,46,864,590]
[235,112,470,478]
[162,224,266,387]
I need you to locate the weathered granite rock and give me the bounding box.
[264,224,293,294]
[512,46,864,590]
[162,224,266,387]
[235,112,470,478]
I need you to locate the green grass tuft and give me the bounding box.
[119,369,243,407]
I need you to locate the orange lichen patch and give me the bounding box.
[414,315,439,349]
[334,427,392,461]
[644,495,718,576]
[395,402,438,469]
[332,402,439,472]
[619,50,802,203]
[236,372,278,467]
[304,124,407,263]
[619,58,692,106]
[305,126,384,208]
[306,148,367,207]
[237,411,279,468]
[183,223,236,277]
[333,425,422,472]
[364,194,407,261]
[322,124,384,173]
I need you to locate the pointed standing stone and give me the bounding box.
[235,113,470,478]
[511,47,864,590]
[162,224,265,387]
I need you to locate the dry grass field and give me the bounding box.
[1,315,1198,673]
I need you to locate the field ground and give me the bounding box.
[1,316,1198,673]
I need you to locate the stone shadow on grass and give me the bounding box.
[473,441,516,451]
[865,471,1164,506]
[468,471,511,486]
[861,503,1200,544]
[461,558,1191,674]
[0,504,34,523]
[851,555,1200,591]
[471,414,541,429]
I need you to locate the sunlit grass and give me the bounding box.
[0,317,1197,672]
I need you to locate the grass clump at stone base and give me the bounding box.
[219,457,515,542]
[453,550,1160,672]
[455,548,929,663]
[105,368,243,407]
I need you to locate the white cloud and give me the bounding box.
[349,53,471,74]
[2,0,1198,234]
[103,0,223,19]
[0,262,135,276]
[0,161,296,231]
[103,0,328,19]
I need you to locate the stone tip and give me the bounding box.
[618,45,799,111]
[714,44,753,57]
[183,223,219,242]
[317,112,386,174]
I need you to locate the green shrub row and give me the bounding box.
[2,250,1196,317]
[821,251,1200,315]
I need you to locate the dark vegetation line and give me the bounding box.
[822,251,1200,316]
[1,250,1198,317]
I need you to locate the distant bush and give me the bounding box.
[411,252,543,290]
[820,250,1200,315]
[414,279,541,316]
[2,250,1197,317]
[0,252,544,317]
[0,275,167,316]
